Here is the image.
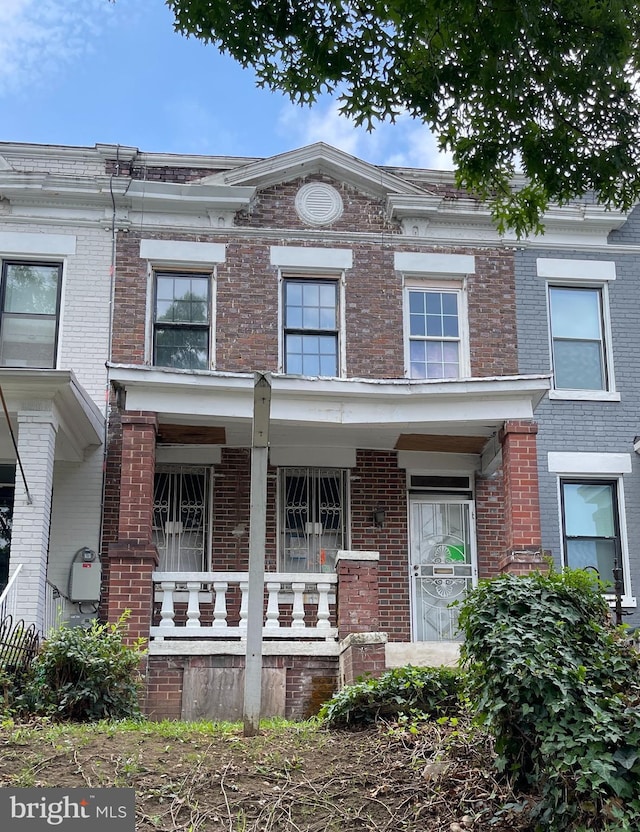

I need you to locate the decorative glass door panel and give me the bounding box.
[410,500,476,641]
[152,466,210,571]
[280,468,346,572]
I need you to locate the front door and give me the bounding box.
[409,499,477,641]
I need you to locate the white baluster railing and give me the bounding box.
[151,571,338,641]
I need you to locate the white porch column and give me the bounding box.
[9,407,58,632]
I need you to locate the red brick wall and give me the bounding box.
[110,187,518,380]
[350,450,411,641]
[119,413,157,543]
[475,472,506,579]
[500,420,542,552]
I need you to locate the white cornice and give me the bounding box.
[0,171,255,221]
[199,142,426,198]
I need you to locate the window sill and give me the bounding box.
[606,595,637,609]
[549,389,621,402]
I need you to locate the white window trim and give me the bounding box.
[395,252,475,275]
[402,276,470,380]
[140,239,225,266]
[537,258,616,281]
[146,266,217,370]
[546,279,616,399]
[277,269,346,378]
[554,473,636,608]
[270,245,352,271]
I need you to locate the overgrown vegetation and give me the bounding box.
[319,665,462,729]
[14,613,146,722]
[458,568,640,831]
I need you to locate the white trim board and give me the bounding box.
[547,452,632,474]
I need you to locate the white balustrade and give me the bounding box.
[151,572,337,640]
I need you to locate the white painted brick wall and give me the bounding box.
[0,221,112,409]
[12,412,58,630]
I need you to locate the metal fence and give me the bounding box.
[0,613,39,689]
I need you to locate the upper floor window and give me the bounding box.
[406,287,464,379]
[154,272,211,370]
[560,479,622,588]
[549,286,608,391]
[283,278,338,376]
[0,261,62,368]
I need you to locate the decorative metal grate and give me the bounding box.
[280,468,346,572]
[152,466,210,571]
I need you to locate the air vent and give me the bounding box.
[409,474,472,497]
[295,183,344,226]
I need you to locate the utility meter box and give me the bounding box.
[69,560,101,602]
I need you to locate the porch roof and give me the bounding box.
[0,369,104,461]
[109,364,550,456]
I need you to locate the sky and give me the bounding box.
[0,0,453,169]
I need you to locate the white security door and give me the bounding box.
[409,499,477,641]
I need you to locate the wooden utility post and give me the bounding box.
[243,372,272,736]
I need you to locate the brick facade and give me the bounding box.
[99,146,546,718]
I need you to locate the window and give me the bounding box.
[407,288,462,379]
[279,468,347,572]
[152,466,211,571]
[549,286,607,391]
[560,479,622,585]
[283,279,338,376]
[154,272,211,370]
[0,261,61,368]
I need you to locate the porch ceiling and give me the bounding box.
[109,365,550,455]
[0,369,104,461]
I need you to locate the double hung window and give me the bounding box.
[548,286,608,391]
[407,287,463,379]
[0,261,62,368]
[560,479,621,585]
[283,279,338,376]
[154,272,211,370]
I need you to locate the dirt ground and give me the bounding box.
[0,718,534,831]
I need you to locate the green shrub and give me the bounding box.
[319,665,462,729]
[458,568,640,831]
[19,613,146,722]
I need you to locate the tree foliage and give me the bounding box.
[458,569,640,831]
[167,0,640,234]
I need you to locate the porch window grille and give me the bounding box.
[279,468,347,572]
[152,466,211,571]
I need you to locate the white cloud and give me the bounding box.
[278,100,454,171]
[0,0,116,96]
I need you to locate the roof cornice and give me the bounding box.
[200,142,426,198]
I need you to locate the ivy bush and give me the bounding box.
[18,613,146,722]
[319,665,462,729]
[457,569,640,831]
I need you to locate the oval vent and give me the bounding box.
[295,182,343,226]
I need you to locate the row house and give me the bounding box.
[516,210,640,627]
[0,140,633,721]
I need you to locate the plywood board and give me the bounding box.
[181,667,286,721]
[394,433,487,454]
[157,424,226,445]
